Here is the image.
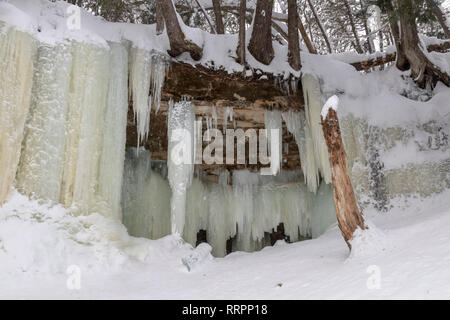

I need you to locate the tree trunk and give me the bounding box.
[426,0,450,38]
[157,0,203,60]
[321,107,365,249]
[236,0,246,65]
[306,0,333,53]
[343,0,363,54]
[248,0,275,65]
[156,0,165,35]
[386,2,409,71]
[212,0,225,34]
[288,0,301,70]
[298,15,317,54]
[398,0,450,87]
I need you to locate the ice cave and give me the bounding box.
[0,0,449,264]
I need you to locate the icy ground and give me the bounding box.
[1,189,450,300]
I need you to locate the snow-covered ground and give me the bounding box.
[1,188,450,299]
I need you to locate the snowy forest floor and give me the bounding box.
[2,189,450,299]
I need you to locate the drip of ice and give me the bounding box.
[223,107,233,134]
[129,47,152,148]
[167,99,195,235]
[150,51,169,114]
[129,48,169,148]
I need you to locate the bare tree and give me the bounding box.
[248,0,275,65]
[288,0,301,70]
[212,0,225,34]
[236,0,246,65]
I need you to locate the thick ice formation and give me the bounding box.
[302,74,332,186]
[60,41,110,213]
[167,99,195,235]
[97,42,129,219]
[0,24,35,204]
[16,41,72,202]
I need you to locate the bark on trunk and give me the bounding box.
[426,0,450,38]
[156,0,165,35]
[298,15,317,54]
[212,0,225,34]
[288,0,301,70]
[387,6,409,71]
[236,0,246,65]
[157,0,203,60]
[248,0,275,65]
[398,0,450,87]
[321,108,365,249]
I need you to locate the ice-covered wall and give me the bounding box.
[302,73,450,210]
[0,24,36,204]
[340,114,450,209]
[0,21,153,219]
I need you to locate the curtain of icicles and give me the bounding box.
[129,48,169,148]
[0,22,168,220]
[0,21,337,257]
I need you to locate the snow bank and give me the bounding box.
[0,190,210,276]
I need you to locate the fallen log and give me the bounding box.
[350,41,450,71]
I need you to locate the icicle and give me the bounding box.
[167,99,195,235]
[264,110,283,175]
[129,47,152,148]
[60,41,110,213]
[282,109,320,193]
[16,41,71,202]
[97,42,129,219]
[150,50,169,114]
[0,25,36,204]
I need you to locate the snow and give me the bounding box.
[321,95,339,119]
[1,0,450,300]
[2,188,450,299]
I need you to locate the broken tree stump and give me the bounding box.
[321,104,365,249]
